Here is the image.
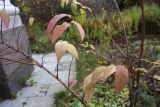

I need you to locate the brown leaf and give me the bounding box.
[0,10,10,27]
[71,21,85,42]
[51,22,70,44]
[83,65,116,105]
[115,65,129,96]
[91,65,116,84]
[83,74,94,105]
[47,14,71,36]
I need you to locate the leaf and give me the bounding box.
[91,65,116,84]
[154,75,160,81]
[67,43,78,59]
[55,41,68,63]
[83,74,94,105]
[71,21,85,42]
[68,80,77,88]
[83,65,116,105]
[0,10,10,27]
[84,85,94,105]
[83,74,92,90]
[82,6,92,13]
[29,17,34,26]
[89,44,95,50]
[115,65,129,96]
[47,14,71,36]
[51,22,70,44]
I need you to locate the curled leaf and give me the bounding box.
[71,21,85,42]
[55,41,68,63]
[0,10,10,28]
[67,43,78,59]
[52,22,70,44]
[47,14,71,36]
[115,65,129,96]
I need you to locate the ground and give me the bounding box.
[0,53,76,107]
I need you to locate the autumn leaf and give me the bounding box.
[89,44,95,50]
[115,65,129,96]
[83,74,94,105]
[47,14,71,36]
[68,80,77,89]
[91,65,116,84]
[0,10,10,28]
[55,41,68,63]
[29,17,34,26]
[83,65,116,105]
[51,22,70,44]
[67,43,78,59]
[71,21,85,42]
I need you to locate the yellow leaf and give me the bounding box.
[29,17,34,26]
[55,41,68,63]
[89,44,95,50]
[154,75,160,81]
[67,43,78,59]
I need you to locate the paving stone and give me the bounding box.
[17,85,49,98]
[0,53,76,107]
[46,83,65,96]
[24,96,54,107]
[0,98,27,107]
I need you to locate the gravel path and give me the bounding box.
[0,53,76,107]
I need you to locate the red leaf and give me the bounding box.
[47,14,71,36]
[115,65,129,96]
[51,22,70,44]
[68,80,77,89]
[71,21,85,42]
[0,10,10,28]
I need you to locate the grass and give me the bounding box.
[28,23,53,53]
